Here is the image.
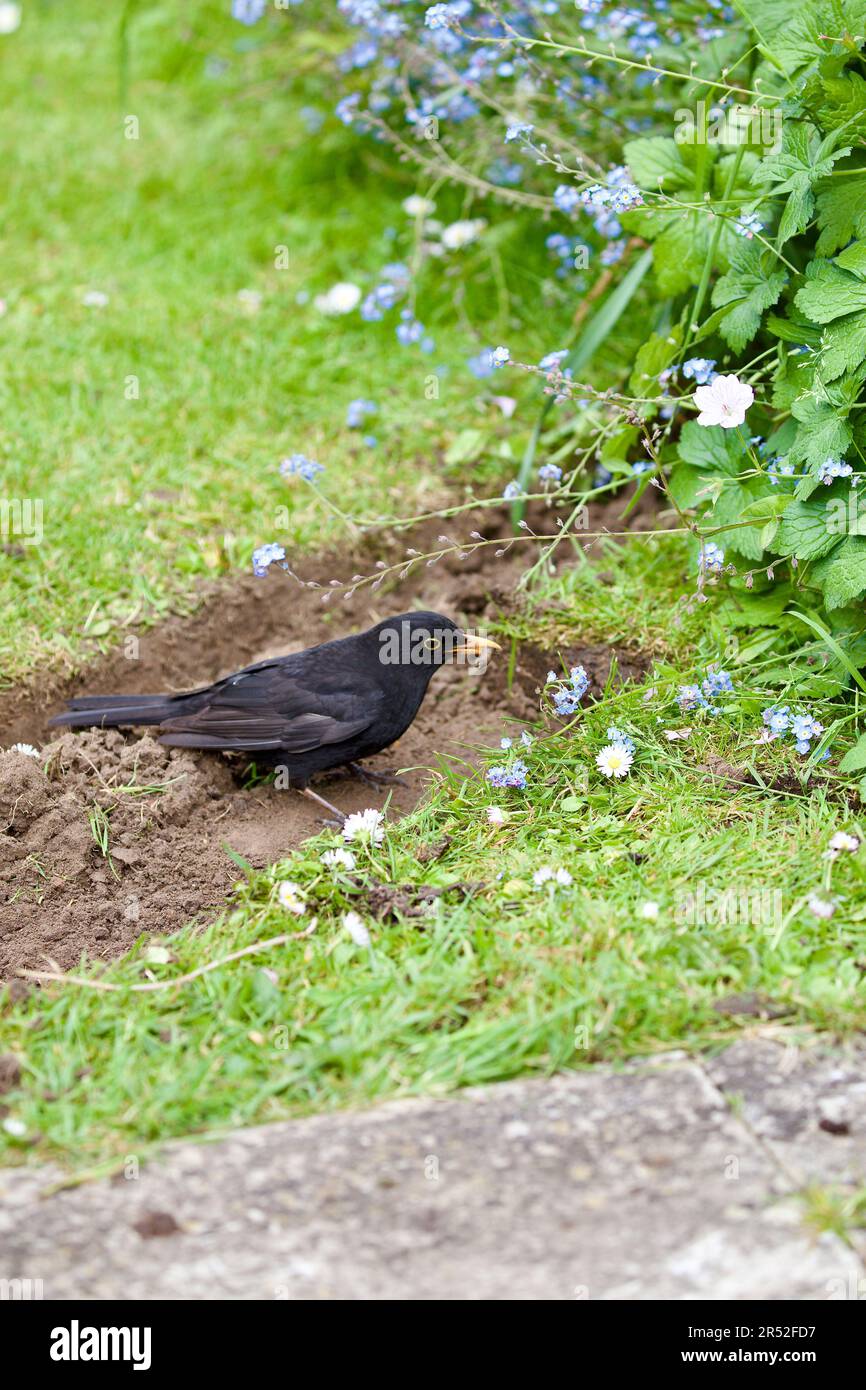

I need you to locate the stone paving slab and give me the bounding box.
[1,1041,864,1300]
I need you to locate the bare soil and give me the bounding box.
[0,499,654,988]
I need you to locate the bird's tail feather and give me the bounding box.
[49,694,177,729]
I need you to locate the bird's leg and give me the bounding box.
[297,786,347,826]
[345,761,408,788]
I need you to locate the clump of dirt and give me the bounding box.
[362,879,483,922]
[0,500,655,989]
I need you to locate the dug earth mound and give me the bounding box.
[0,632,647,989]
[0,502,658,989]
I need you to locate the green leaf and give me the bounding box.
[767,0,866,76]
[776,500,841,560]
[221,844,255,876]
[765,314,821,346]
[688,301,738,344]
[599,425,640,467]
[795,259,866,324]
[812,536,866,609]
[445,428,488,467]
[835,240,866,278]
[817,312,866,381]
[711,240,787,351]
[667,464,707,510]
[739,494,794,521]
[795,258,866,381]
[731,0,812,73]
[817,72,866,137]
[677,419,747,474]
[623,136,693,191]
[815,174,866,256]
[710,479,767,560]
[629,327,682,397]
[791,609,866,694]
[839,733,866,773]
[753,122,852,246]
[788,400,853,492]
[653,214,711,295]
[720,587,791,627]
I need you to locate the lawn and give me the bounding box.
[1,0,582,681]
[2,0,866,1175]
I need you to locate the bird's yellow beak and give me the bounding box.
[452,632,502,658]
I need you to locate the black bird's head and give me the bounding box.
[368,611,500,682]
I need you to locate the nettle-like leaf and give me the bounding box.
[812,537,866,609]
[748,0,866,77]
[673,424,763,559]
[653,213,712,295]
[753,122,852,246]
[815,173,866,255]
[623,136,694,191]
[796,255,866,322]
[789,393,854,496]
[765,312,821,347]
[712,478,769,560]
[621,205,714,295]
[835,241,866,277]
[817,71,866,135]
[677,420,748,474]
[795,252,866,381]
[771,356,815,410]
[776,499,842,560]
[667,464,708,511]
[711,240,788,351]
[732,0,810,74]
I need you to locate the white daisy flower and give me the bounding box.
[9,743,40,759]
[342,808,385,844]
[533,866,554,885]
[487,806,507,826]
[403,195,436,218]
[343,911,371,947]
[596,743,634,778]
[640,902,660,920]
[237,287,262,314]
[826,832,860,859]
[0,4,22,35]
[807,894,836,919]
[81,289,109,308]
[277,880,306,915]
[555,868,573,886]
[314,281,362,316]
[321,847,357,871]
[441,218,486,250]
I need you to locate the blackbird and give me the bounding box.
[50,611,499,819]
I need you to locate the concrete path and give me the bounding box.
[2,1039,865,1299]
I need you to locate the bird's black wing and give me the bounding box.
[155,661,384,753]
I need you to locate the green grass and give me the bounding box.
[2,3,866,1175]
[0,0,587,682]
[4,560,866,1170]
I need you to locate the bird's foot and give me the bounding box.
[298,786,347,825]
[346,761,408,788]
